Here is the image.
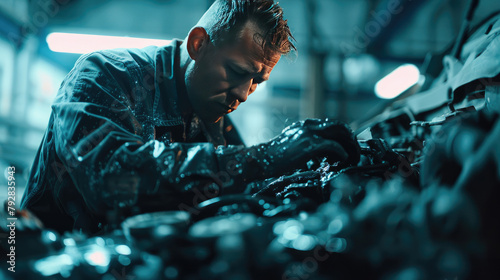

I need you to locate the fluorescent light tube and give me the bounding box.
[46,32,172,54]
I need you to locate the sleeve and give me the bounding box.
[51,52,246,215]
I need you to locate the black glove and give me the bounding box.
[216,119,360,188]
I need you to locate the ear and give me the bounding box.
[186,27,210,60]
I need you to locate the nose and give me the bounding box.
[230,80,255,103]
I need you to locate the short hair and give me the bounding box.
[200,0,296,54]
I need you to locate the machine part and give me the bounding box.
[410,106,476,127]
[121,211,190,251]
[451,0,480,60]
[192,194,274,222]
[448,0,480,109]
[454,116,500,190]
[189,213,258,239]
[485,85,500,114]
[419,109,499,188]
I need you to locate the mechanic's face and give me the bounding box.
[185,21,281,123]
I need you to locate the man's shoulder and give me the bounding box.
[71,40,180,76]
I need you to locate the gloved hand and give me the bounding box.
[216,119,360,187]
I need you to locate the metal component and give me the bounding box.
[189,213,257,239]
[121,211,190,248]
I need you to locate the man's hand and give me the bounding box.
[217,119,360,188]
[261,119,360,176]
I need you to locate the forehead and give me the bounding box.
[217,21,281,71]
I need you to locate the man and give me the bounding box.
[21,0,360,234]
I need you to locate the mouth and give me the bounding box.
[219,103,236,114]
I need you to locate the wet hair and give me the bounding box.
[200,0,296,54]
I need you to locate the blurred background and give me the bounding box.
[1,0,500,201]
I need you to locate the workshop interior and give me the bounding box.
[1,0,500,279]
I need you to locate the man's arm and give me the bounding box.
[50,52,228,216]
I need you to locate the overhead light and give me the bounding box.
[46,32,172,54]
[374,64,421,99]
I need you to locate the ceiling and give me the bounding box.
[2,0,498,82]
[28,0,500,54]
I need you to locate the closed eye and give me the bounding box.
[229,65,249,77]
[227,63,267,84]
